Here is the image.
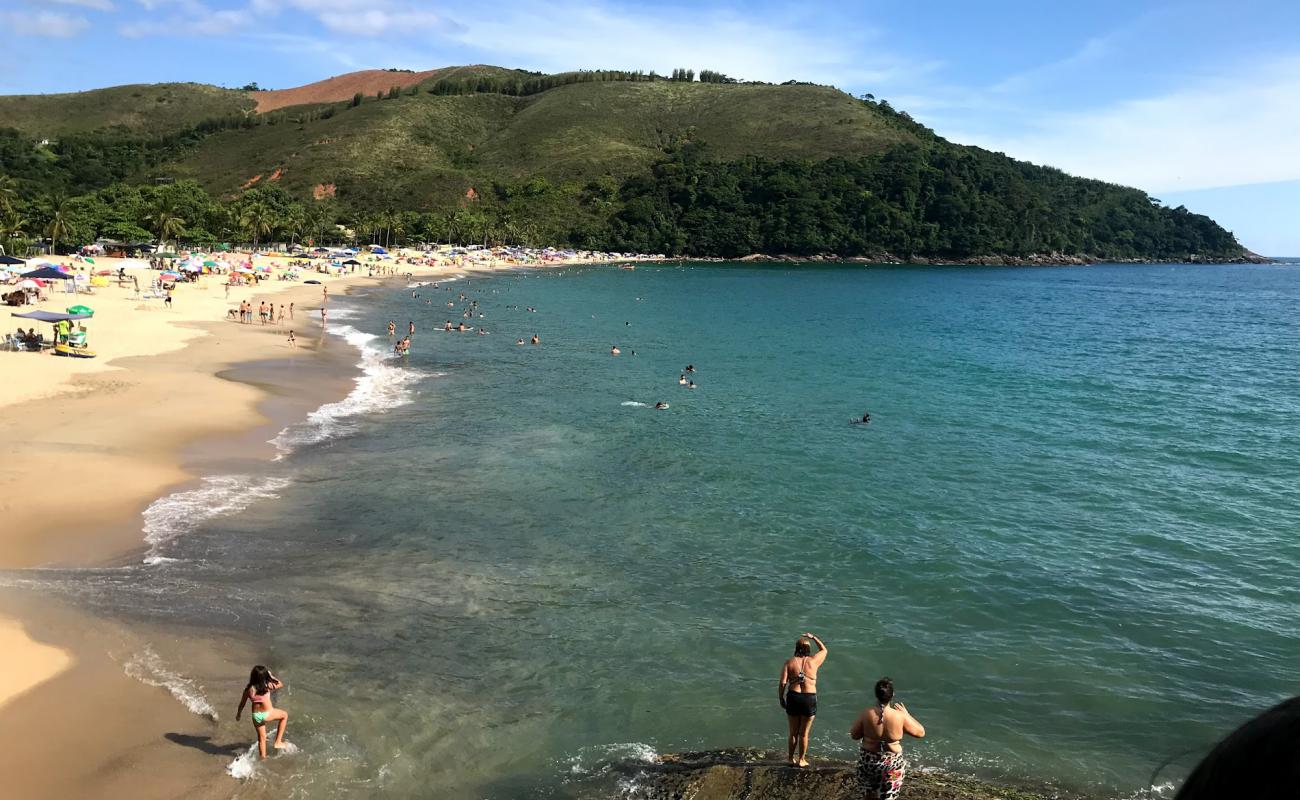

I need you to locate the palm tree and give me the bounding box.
[1,210,29,256]
[240,202,274,250]
[148,196,187,252]
[0,175,19,216]
[44,193,72,254]
[283,207,306,248]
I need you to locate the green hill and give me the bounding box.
[0,67,1249,261]
[0,82,253,138]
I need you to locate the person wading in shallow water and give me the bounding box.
[851,677,926,800]
[779,632,828,767]
[235,665,289,760]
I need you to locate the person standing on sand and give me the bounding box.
[235,665,289,760]
[289,302,294,320]
[278,305,286,326]
[287,331,296,348]
[779,632,828,767]
[851,677,926,800]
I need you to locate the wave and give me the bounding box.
[621,401,649,407]
[271,322,426,456]
[123,646,219,721]
[227,737,299,780]
[142,475,292,565]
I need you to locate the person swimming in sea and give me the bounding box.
[611,345,621,355]
[236,665,289,760]
[678,375,687,385]
[654,401,669,409]
[685,364,695,373]
[852,412,872,425]
[530,334,539,345]
[851,677,926,800]
[780,633,828,767]
[688,381,697,390]
[516,338,525,345]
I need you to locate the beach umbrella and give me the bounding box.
[203,260,218,267]
[66,305,94,317]
[16,279,39,290]
[84,257,95,264]
[160,270,181,279]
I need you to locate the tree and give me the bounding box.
[0,174,18,216]
[0,210,29,255]
[147,195,187,251]
[350,92,364,107]
[44,193,73,253]
[240,201,275,249]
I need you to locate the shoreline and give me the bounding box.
[0,259,455,798]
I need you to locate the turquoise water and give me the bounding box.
[16,262,1300,798]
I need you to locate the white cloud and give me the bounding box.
[1,10,90,36]
[433,1,932,90]
[37,0,115,10]
[946,55,1300,193]
[250,0,452,36]
[119,3,251,37]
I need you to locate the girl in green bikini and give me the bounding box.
[236,665,289,759]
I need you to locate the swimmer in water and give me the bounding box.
[387,321,396,337]
[530,335,539,345]
[852,412,872,425]
[685,364,695,373]
[654,401,669,410]
[679,375,687,385]
[611,345,621,355]
[688,381,697,390]
[516,338,525,345]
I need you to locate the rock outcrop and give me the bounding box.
[590,749,1054,800]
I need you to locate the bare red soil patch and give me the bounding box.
[253,69,444,112]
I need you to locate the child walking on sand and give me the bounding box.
[235,665,289,759]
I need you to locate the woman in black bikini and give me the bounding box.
[779,632,828,766]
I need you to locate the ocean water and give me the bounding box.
[11,262,1300,798]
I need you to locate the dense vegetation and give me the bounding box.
[0,67,1245,260]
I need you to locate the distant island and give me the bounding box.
[0,65,1256,262]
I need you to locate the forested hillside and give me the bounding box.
[0,67,1247,260]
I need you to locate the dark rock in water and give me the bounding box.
[592,748,1053,800]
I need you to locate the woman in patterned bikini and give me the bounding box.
[850,677,926,799]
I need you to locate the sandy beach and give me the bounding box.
[0,253,446,798]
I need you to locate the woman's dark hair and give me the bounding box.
[1174,696,1300,800]
[875,677,895,706]
[247,665,272,695]
[794,638,812,656]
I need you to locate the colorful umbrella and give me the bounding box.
[161,271,181,279]
[66,305,94,317]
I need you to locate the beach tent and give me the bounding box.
[11,310,93,322]
[21,266,75,281]
[370,246,387,254]
[0,255,24,266]
[342,259,361,266]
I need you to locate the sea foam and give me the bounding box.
[271,322,425,456]
[123,646,219,721]
[142,475,292,565]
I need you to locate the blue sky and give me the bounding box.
[2,0,1297,254]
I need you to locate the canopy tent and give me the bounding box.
[11,310,93,323]
[21,267,75,280]
[369,246,387,254]
[0,255,24,265]
[341,259,361,266]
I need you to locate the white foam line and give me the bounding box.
[270,321,426,457]
[123,646,219,721]
[142,475,292,565]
